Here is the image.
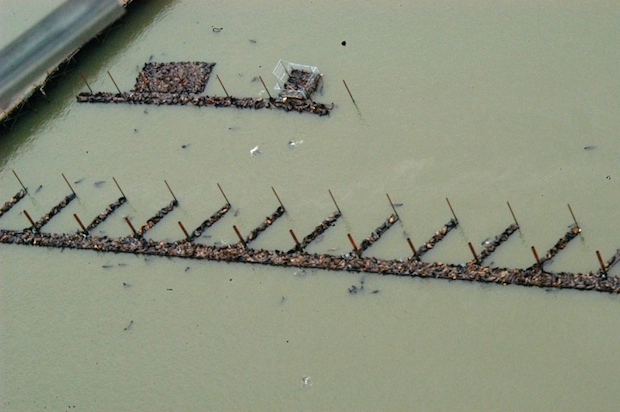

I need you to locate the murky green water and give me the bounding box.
[1,1,620,410]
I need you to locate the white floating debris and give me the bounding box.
[288,139,304,147]
[301,375,312,387]
[293,269,307,277]
[250,145,261,156]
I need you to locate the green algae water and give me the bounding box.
[1,1,620,410]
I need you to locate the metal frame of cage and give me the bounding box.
[272,59,321,99]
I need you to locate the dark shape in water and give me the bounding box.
[584,146,596,150]
[94,181,106,187]
[124,320,133,331]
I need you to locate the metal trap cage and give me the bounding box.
[272,60,322,99]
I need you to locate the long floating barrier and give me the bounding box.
[0,229,617,294]
[357,214,398,256]
[290,211,341,252]
[534,227,581,269]
[135,200,178,237]
[31,193,76,231]
[76,92,333,116]
[415,219,458,258]
[84,196,126,232]
[0,189,26,219]
[188,203,230,242]
[244,206,285,244]
[478,223,520,263]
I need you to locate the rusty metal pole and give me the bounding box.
[112,177,126,198]
[289,229,301,249]
[125,217,138,236]
[596,250,608,277]
[259,76,273,99]
[386,193,400,219]
[531,246,542,268]
[217,183,231,205]
[446,197,458,223]
[347,233,359,254]
[107,70,122,94]
[328,189,341,214]
[406,237,419,261]
[80,73,93,93]
[164,180,177,203]
[468,242,479,264]
[233,225,246,248]
[12,170,28,193]
[271,186,285,211]
[178,221,190,241]
[216,75,230,97]
[74,213,88,234]
[507,201,519,228]
[567,204,579,229]
[62,173,76,195]
[23,210,37,230]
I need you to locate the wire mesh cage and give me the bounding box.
[272,60,322,99]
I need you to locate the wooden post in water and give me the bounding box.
[446,197,458,222]
[233,225,246,248]
[259,76,273,99]
[178,221,190,241]
[342,80,356,104]
[62,173,76,195]
[216,75,230,97]
[107,70,122,94]
[289,229,301,249]
[596,250,608,277]
[406,237,420,261]
[328,189,341,214]
[507,201,519,228]
[112,177,126,198]
[347,233,359,254]
[12,170,28,193]
[164,180,177,203]
[23,210,37,230]
[125,217,138,236]
[217,183,231,205]
[531,246,542,268]
[80,73,93,93]
[73,213,88,234]
[386,193,400,220]
[567,204,579,229]
[271,187,285,211]
[468,242,479,264]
